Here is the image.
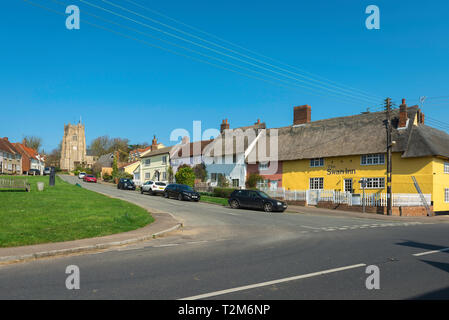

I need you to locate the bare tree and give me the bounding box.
[23,136,42,152]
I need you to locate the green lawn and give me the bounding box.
[200,195,229,206]
[0,176,153,248]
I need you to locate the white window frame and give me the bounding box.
[310,158,324,167]
[444,162,449,174]
[145,172,150,179]
[162,156,167,164]
[361,154,385,165]
[362,177,385,189]
[144,159,151,167]
[445,188,449,203]
[259,162,269,171]
[309,177,324,190]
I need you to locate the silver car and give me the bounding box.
[141,181,167,195]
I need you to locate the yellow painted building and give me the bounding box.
[274,103,449,213]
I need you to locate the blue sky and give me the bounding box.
[1,0,449,152]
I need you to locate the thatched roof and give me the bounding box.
[246,106,449,163]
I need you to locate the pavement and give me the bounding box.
[1,175,449,299]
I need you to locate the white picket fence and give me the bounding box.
[261,187,431,207]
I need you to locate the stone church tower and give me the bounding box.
[60,122,87,171]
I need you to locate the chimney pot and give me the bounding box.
[220,119,230,133]
[293,105,311,125]
[398,99,408,128]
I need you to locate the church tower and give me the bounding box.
[60,122,87,171]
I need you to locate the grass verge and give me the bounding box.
[200,195,228,206]
[0,176,153,248]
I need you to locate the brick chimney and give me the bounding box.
[255,119,261,125]
[151,135,158,151]
[398,99,408,128]
[3,137,8,141]
[220,119,230,133]
[293,105,311,125]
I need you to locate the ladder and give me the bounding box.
[411,176,432,216]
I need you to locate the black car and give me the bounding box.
[228,189,287,212]
[117,178,136,190]
[164,184,200,201]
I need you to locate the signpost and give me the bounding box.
[49,166,56,186]
[359,178,367,213]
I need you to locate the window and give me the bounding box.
[72,135,77,141]
[259,162,269,171]
[233,154,237,164]
[362,177,385,189]
[211,173,217,182]
[162,172,167,181]
[361,154,385,165]
[445,189,449,203]
[144,159,151,166]
[310,177,324,190]
[232,179,239,187]
[310,158,324,167]
[444,162,449,174]
[145,173,150,179]
[257,179,269,188]
[162,156,167,164]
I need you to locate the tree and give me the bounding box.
[167,166,174,183]
[23,136,42,152]
[89,135,111,157]
[218,174,230,187]
[193,163,207,182]
[112,154,118,179]
[175,166,195,187]
[245,173,263,189]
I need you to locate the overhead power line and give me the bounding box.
[119,0,384,103]
[42,0,379,107]
[78,0,379,105]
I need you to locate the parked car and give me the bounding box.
[43,167,51,175]
[117,178,136,190]
[83,174,97,183]
[164,184,200,201]
[28,169,41,176]
[141,181,167,195]
[78,172,86,179]
[228,189,287,212]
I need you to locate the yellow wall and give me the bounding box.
[140,153,170,182]
[122,161,140,175]
[432,157,449,212]
[282,153,448,212]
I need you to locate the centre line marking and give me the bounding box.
[179,263,366,300]
[413,247,449,257]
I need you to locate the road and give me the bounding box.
[1,175,449,299]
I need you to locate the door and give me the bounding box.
[307,190,319,205]
[248,190,263,209]
[344,179,353,193]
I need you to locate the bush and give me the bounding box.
[103,173,113,182]
[175,166,196,187]
[213,187,237,198]
[245,173,263,189]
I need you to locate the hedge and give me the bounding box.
[213,187,238,198]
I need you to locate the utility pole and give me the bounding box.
[385,98,393,216]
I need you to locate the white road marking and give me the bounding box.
[153,243,180,247]
[179,263,367,300]
[413,247,449,257]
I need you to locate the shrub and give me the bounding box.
[193,163,207,182]
[175,166,196,187]
[217,174,230,187]
[245,173,263,189]
[213,187,237,198]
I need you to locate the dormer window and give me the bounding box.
[361,154,385,165]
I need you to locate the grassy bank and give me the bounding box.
[0,176,153,247]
